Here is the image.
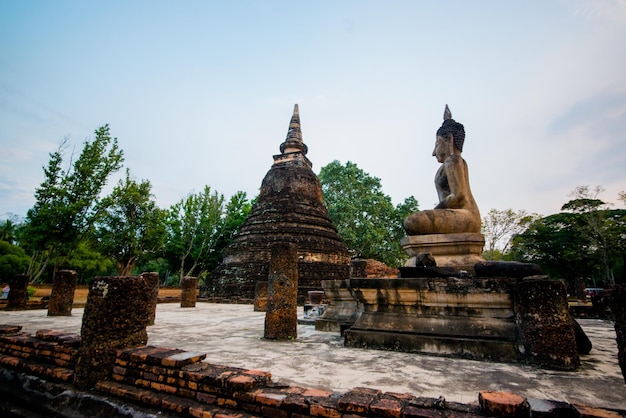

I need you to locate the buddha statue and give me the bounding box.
[404,105,481,235]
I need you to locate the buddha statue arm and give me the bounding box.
[434,155,470,210]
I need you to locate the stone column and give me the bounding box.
[512,277,580,370]
[180,276,198,308]
[610,284,626,383]
[74,275,152,389]
[6,274,29,311]
[350,259,367,278]
[141,272,160,325]
[264,243,298,340]
[253,281,269,312]
[47,270,77,316]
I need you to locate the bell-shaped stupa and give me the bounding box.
[208,105,351,301]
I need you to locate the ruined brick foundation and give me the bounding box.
[1,324,624,417]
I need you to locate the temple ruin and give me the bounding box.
[207,105,351,302]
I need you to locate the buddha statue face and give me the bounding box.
[433,134,452,163]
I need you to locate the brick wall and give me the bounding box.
[0,324,623,418]
[0,325,79,383]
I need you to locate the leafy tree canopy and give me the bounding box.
[95,169,167,276]
[481,208,539,260]
[59,240,114,283]
[22,125,123,282]
[0,240,31,280]
[0,214,23,245]
[510,186,626,287]
[318,160,418,267]
[164,188,252,282]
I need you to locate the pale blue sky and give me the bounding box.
[1,0,625,220]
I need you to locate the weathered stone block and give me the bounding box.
[142,272,160,325]
[181,276,198,308]
[74,275,154,389]
[475,261,542,279]
[6,274,29,311]
[47,269,77,316]
[512,278,580,370]
[264,242,298,340]
[350,259,367,278]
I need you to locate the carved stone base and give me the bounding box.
[315,279,362,333]
[401,233,485,272]
[343,277,582,369]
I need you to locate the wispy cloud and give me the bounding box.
[567,0,626,24]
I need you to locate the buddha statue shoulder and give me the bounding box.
[404,105,481,235]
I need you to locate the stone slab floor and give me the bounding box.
[1,302,624,410]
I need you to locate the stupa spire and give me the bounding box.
[444,104,452,121]
[280,104,308,155]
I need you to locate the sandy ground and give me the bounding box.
[1,303,624,411]
[31,286,181,304]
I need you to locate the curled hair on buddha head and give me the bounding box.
[436,104,465,152]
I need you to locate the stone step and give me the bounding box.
[344,329,520,362]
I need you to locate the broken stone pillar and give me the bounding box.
[47,269,77,316]
[264,242,298,340]
[512,277,580,370]
[610,284,626,383]
[350,259,367,277]
[254,281,268,312]
[6,274,29,311]
[180,276,198,308]
[141,272,160,325]
[74,275,152,389]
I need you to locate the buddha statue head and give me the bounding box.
[436,105,465,153]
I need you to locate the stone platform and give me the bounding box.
[342,276,580,370]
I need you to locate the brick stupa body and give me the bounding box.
[208,105,350,302]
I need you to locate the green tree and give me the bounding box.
[481,208,539,260]
[561,186,625,285]
[0,240,31,280]
[0,214,22,245]
[22,125,124,282]
[510,212,595,285]
[95,170,166,275]
[318,160,418,267]
[207,191,253,270]
[510,186,626,288]
[165,186,226,281]
[60,239,115,283]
